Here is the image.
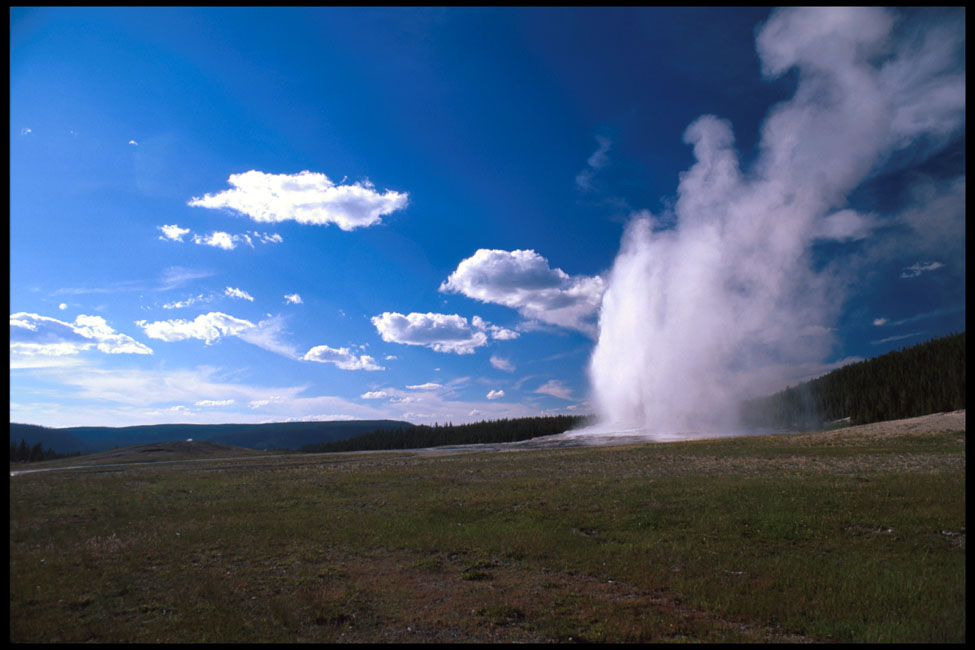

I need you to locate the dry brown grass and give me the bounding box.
[791,409,966,445]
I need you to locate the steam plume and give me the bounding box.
[587,7,964,436]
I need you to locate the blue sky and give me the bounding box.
[10,7,966,429]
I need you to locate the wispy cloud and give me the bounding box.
[229,315,300,359]
[900,261,944,278]
[32,364,307,410]
[490,355,515,372]
[54,266,214,296]
[159,223,282,250]
[189,170,409,231]
[535,379,573,400]
[141,311,376,370]
[157,267,215,291]
[250,231,283,244]
[814,209,876,242]
[872,305,964,329]
[9,363,411,427]
[225,286,254,301]
[349,381,543,426]
[195,399,235,407]
[871,332,924,345]
[576,135,612,191]
[136,311,301,360]
[407,382,442,390]
[163,293,211,310]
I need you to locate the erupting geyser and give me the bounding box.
[584,7,965,438]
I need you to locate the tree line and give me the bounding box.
[9,439,81,463]
[739,331,966,430]
[300,414,591,453]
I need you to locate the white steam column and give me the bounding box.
[584,7,965,439]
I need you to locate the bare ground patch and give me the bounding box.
[791,410,965,446]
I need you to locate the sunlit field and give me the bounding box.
[10,421,965,643]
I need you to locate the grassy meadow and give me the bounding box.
[9,424,965,643]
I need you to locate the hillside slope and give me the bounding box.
[740,331,965,429]
[9,419,415,455]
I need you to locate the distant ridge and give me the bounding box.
[9,420,415,455]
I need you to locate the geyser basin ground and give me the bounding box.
[10,410,964,643]
[413,410,964,456]
[407,427,755,455]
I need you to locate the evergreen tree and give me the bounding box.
[739,331,965,429]
[16,439,29,463]
[300,414,591,453]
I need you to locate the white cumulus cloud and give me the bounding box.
[361,390,389,399]
[136,311,300,359]
[303,345,384,371]
[371,312,489,355]
[471,315,519,341]
[188,170,409,231]
[486,389,505,400]
[137,311,255,345]
[284,293,303,304]
[192,231,239,250]
[10,312,153,359]
[440,249,605,336]
[158,224,191,242]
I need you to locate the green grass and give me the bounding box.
[9,428,965,642]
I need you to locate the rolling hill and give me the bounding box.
[9,419,415,456]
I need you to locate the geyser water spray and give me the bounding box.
[584,7,965,438]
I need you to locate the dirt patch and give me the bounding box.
[791,410,965,445]
[285,549,814,643]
